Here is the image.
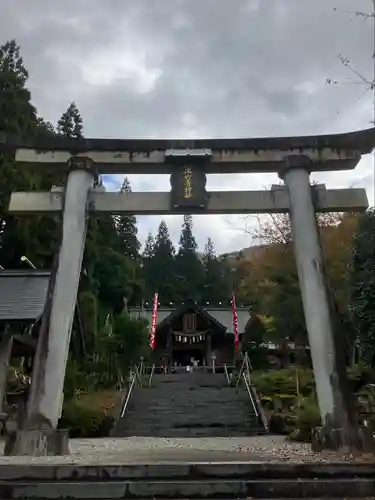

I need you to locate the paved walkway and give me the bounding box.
[0,435,371,464]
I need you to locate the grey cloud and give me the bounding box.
[0,0,373,252]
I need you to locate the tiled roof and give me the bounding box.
[0,270,50,321]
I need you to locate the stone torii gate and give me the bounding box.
[1,127,374,455]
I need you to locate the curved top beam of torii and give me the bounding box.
[0,127,374,175]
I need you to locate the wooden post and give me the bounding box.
[0,329,13,412]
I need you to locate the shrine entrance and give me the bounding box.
[172,347,205,368]
[144,304,236,370]
[2,126,374,455]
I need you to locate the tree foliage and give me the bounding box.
[238,211,361,361]
[349,208,375,363]
[0,39,147,394]
[56,102,83,139]
[175,215,204,301]
[0,39,59,268]
[145,220,177,302]
[202,238,231,303]
[114,177,141,259]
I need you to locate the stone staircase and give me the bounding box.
[1,462,374,498]
[114,371,265,437]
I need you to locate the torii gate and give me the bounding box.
[1,127,374,455]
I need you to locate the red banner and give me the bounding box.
[150,293,158,350]
[232,292,240,355]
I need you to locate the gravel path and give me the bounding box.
[0,435,373,464]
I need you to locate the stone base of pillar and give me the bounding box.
[3,429,70,456]
[312,424,375,453]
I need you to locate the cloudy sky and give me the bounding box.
[1,0,374,253]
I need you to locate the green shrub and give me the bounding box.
[60,400,112,438]
[288,395,320,442]
[59,391,121,438]
[269,413,297,434]
[252,368,314,397]
[347,363,375,393]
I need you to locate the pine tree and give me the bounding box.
[143,232,155,259]
[147,221,177,303]
[202,237,215,264]
[115,177,141,259]
[0,40,36,137]
[56,102,83,139]
[349,208,375,364]
[155,221,175,256]
[202,238,231,304]
[0,40,55,268]
[179,214,198,252]
[36,117,55,137]
[175,215,203,302]
[142,232,155,299]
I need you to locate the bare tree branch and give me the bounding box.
[327,3,375,124]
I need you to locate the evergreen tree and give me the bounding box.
[36,117,55,138]
[0,40,36,137]
[175,215,203,301]
[115,177,141,259]
[179,214,198,252]
[56,102,83,139]
[147,221,177,303]
[349,208,375,364]
[155,220,175,257]
[202,237,215,264]
[143,232,155,259]
[202,238,231,304]
[0,40,148,396]
[0,40,58,268]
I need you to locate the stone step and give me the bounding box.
[0,461,373,499]
[152,377,229,388]
[123,410,257,417]
[151,380,231,387]
[118,422,260,431]
[131,390,251,398]
[122,417,259,425]
[116,428,265,437]
[121,415,259,425]
[130,392,253,403]
[132,391,251,399]
[118,418,260,427]
[129,400,253,408]
[127,402,254,412]
[122,407,259,417]
[129,402,253,408]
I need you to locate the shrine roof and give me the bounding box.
[130,305,251,334]
[0,269,86,356]
[2,127,374,155]
[0,270,50,321]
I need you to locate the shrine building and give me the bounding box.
[130,302,252,367]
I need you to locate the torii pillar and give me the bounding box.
[279,156,371,451]
[5,157,96,456]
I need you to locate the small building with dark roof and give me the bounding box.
[0,270,85,359]
[130,303,253,367]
